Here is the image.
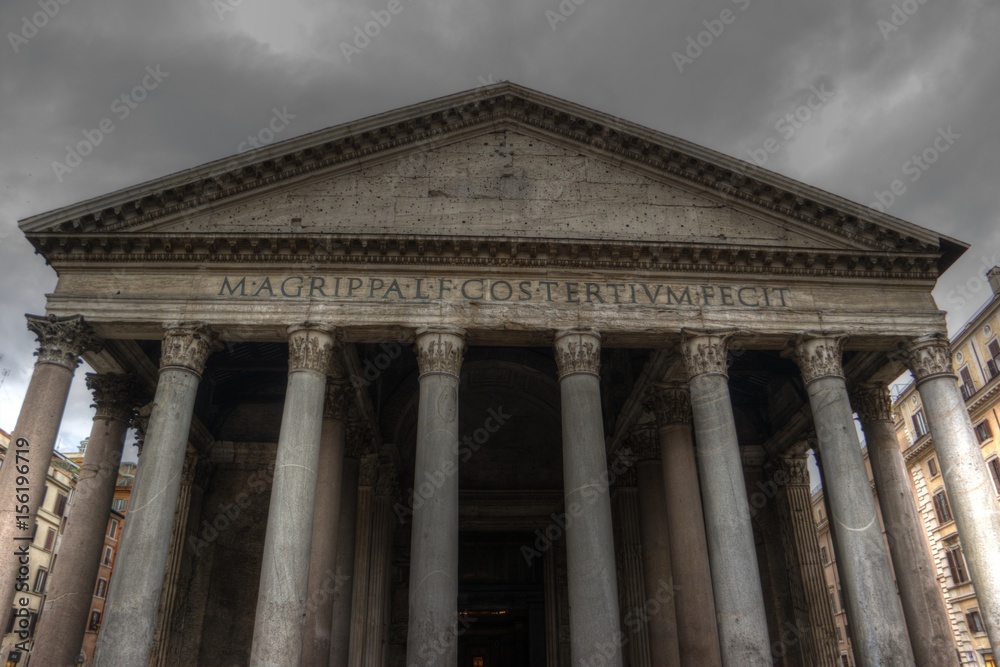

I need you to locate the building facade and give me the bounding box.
[2,83,999,666]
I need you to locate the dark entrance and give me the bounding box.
[457,532,546,667]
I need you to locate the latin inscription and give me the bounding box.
[218,276,791,308]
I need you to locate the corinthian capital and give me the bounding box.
[26,314,102,370]
[788,334,845,384]
[553,329,601,378]
[375,463,399,499]
[160,322,220,375]
[781,454,810,487]
[626,426,660,460]
[645,382,692,426]
[679,330,731,379]
[414,326,466,378]
[86,373,145,423]
[287,324,337,375]
[900,334,955,383]
[324,381,354,421]
[345,422,372,460]
[851,382,893,424]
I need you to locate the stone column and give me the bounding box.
[302,381,352,667]
[31,374,140,667]
[150,446,198,667]
[629,427,681,667]
[329,427,365,667]
[646,382,722,666]
[610,464,651,667]
[554,328,624,667]
[680,331,771,665]
[902,334,1000,657]
[250,324,337,667]
[363,463,399,667]
[94,322,218,667]
[348,452,378,667]
[405,326,466,667]
[777,454,840,667]
[789,335,913,665]
[0,314,100,623]
[853,382,960,666]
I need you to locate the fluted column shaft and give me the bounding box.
[329,434,363,667]
[647,383,722,666]
[612,477,651,667]
[0,315,101,625]
[554,329,624,667]
[680,332,771,665]
[778,455,840,667]
[853,382,959,666]
[789,336,912,666]
[348,453,377,667]
[630,428,681,667]
[363,464,398,667]
[903,335,1000,658]
[95,322,218,667]
[405,326,466,667]
[302,382,351,667]
[250,324,337,667]
[31,374,140,667]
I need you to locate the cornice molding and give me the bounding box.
[20,84,954,271]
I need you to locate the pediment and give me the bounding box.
[21,82,965,274]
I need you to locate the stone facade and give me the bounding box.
[5,83,999,666]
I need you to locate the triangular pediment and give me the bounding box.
[21,82,965,273]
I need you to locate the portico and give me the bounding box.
[8,83,999,666]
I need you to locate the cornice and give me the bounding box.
[903,433,935,464]
[19,83,959,269]
[26,232,942,280]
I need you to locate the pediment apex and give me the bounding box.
[20,82,966,271]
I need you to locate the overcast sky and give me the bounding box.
[1,0,997,469]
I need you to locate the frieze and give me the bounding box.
[553,329,601,378]
[788,335,845,384]
[86,373,144,423]
[26,313,102,370]
[287,324,337,375]
[645,383,692,426]
[851,383,893,424]
[679,331,731,379]
[160,322,219,375]
[900,334,956,383]
[414,327,466,378]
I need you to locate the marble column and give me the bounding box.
[852,382,959,666]
[610,465,651,667]
[329,426,365,667]
[363,463,399,667]
[302,381,352,667]
[250,324,337,667]
[348,452,378,667]
[646,382,722,666]
[405,326,466,667]
[777,454,840,667]
[94,322,218,667]
[680,331,771,665]
[0,314,100,623]
[902,334,1000,657]
[629,427,681,667]
[789,335,913,666]
[31,374,140,667]
[554,328,624,667]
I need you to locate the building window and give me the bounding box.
[933,490,953,524]
[912,409,929,439]
[946,544,970,584]
[107,518,119,540]
[829,589,837,613]
[43,527,56,551]
[102,545,113,567]
[927,457,939,478]
[5,609,37,635]
[89,609,101,631]
[112,498,127,512]
[820,546,828,565]
[987,339,1000,379]
[988,458,1000,495]
[960,366,976,399]
[33,569,48,593]
[53,492,68,518]
[984,653,995,667]
[967,609,986,634]
[974,420,993,444]
[95,577,108,598]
